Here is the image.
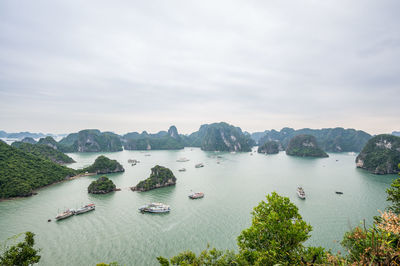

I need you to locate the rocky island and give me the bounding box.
[131,165,176,192]
[80,155,124,174]
[356,134,400,174]
[285,134,328,158]
[258,141,280,154]
[88,176,116,194]
[123,126,184,150]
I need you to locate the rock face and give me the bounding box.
[88,176,116,194]
[185,122,254,152]
[132,165,176,192]
[356,134,400,174]
[81,155,124,174]
[256,127,371,153]
[258,141,280,154]
[11,142,75,164]
[37,136,59,150]
[286,134,329,158]
[58,129,123,152]
[123,126,184,150]
[21,137,37,144]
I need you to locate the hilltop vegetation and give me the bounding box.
[11,142,75,164]
[0,142,76,198]
[123,126,184,150]
[356,134,400,174]
[286,134,329,158]
[88,176,116,194]
[257,140,280,154]
[255,127,371,152]
[132,165,176,192]
[81,155,124,174]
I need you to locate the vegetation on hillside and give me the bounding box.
[88,176,116,194]
[356,134,400,174]
[0,232,41,266]
[123,126,184,150]
[11,142,75,164]
[286,134,328,158]
[133,165,176,192]
[80,155,124,174]
[0,142,76,198]
[257,140,279,154]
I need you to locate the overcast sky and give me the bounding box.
[0,0,399,135]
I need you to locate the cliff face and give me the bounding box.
[123,126,184,150]
[256,127,371,152]
[37,136,59,150]
[132,165,176,192]
[286,134,328,158]
[186,122,254,152]
[59,130,123,152]
[356,134,400,174]
[258,141,280,154]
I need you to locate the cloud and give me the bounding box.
[0,0,399,134]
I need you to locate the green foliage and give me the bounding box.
[135,165,176,191]
[123,126,184,150]
[0,142,77,198]
[0,232,41,266]
[258,127,371,152]
[356,134,400,174]
[257,141,279,154]
[386,164,400,213]
[11,142,75,164]
[96,262,119,266]
[285,134,328,158]
[81,155,124,174]
[59,130,123,152]
[88,176,116,194]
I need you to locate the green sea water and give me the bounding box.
[0,148,397,265]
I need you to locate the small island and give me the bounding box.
[88,176,116,194]
[131,165,176,192]
[80,155,124,174]
[356,134,400,174]
[258,141,280,154]
[285,134,328,158]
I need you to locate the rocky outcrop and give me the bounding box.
[258,141,280,154]
[81,155,124,174]
[38,136,58,150]
[88,176,116,194]
[131,165,176,192]
[21,137,37,144]
[356,134,400,174]
[286,134,328,158]
[58,130,123,152]
[123,126,184,150]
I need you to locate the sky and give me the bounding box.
[0,0,399,135]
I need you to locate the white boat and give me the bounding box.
[75,203,95,215]
[178,168,186,172]
[188,192,204,199]
[176,158,190,162]
[55,209,75,220]
[128,159,140,163]
[297,187,306,199]
[195,163,204,168]
[139,203,171,213]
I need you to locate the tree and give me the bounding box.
[386,163,400,214]
[0,232,40,266]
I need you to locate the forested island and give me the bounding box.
[132,165,176,192]
[88,176,116,194]
[285,134,329,158]
[257,140,280,154]
[80,155,124,174]
[356,134,400,174]
[0,141,76,198]
[123,126,184,150]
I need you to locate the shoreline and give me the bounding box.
[0,173,96,202]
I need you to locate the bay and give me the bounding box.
[0,148,397,265]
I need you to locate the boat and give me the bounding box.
[297,187,306,199]
[75,203,95,215]
[55,209,75,220]
[176,158,190,162]
[139,203,170,213]
[128,159,140,164]
[189,192,204,199]
[178,168,186,172]
[335,191,343,195]
[195,163,204,168]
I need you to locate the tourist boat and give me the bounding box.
[128,159,140,163]
[55,209,75,220]
[176,158,189,162]
[195,163,204,168]
[139,203,171,213]
[189,192,204,199]
[297,187,306,199]
[178,168,186,172]
[335,191,343,195]
[75,203,95,215]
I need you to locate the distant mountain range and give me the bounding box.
[0,131,66,140]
